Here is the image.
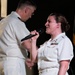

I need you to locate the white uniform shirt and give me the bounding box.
[38,33,73,70]
[0,12,30,59]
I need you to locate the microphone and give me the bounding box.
[21,28,44,41]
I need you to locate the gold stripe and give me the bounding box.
[73,34,75,45]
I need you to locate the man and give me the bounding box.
[0,0,37,75]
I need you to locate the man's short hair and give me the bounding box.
[17,0,37,9]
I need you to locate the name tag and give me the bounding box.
[51,43,58,45]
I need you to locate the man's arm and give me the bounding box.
[21,39,31,52]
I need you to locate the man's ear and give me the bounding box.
[24,7,29,13]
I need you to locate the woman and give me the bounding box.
[26,13,74,75]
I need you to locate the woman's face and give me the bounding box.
[45,15,59,35]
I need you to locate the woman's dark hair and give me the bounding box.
[49,13,70,32]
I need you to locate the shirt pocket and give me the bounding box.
[43,46,58,61]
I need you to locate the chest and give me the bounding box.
[38,43,59,59]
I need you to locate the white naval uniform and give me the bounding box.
[0,12,30,75]
[38,33,73,75]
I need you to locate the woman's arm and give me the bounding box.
[30,39,38,63]
[25,30,39,69]
[30,30,39,63]
[58,60,70,75]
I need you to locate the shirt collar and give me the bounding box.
[46,32,65,46]
[10,11,21,18]
[10,11,25,22]
[49,32,65,42]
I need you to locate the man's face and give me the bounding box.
[23,6,36,21]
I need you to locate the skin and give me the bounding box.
[45,16,62,39]
[16,6,36,22]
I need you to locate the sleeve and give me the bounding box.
[58,38,74,62]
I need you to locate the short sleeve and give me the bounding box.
[58,37,74,62]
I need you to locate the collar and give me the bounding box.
[11,11,25,22]
[10,11,21,18]
[18,17,25,22]
[49,32,65,42]
[46,32,66,46]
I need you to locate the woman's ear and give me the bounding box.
[57,22,61,28]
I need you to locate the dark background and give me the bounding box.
[7,0,75,75]
[7,0,74,42]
